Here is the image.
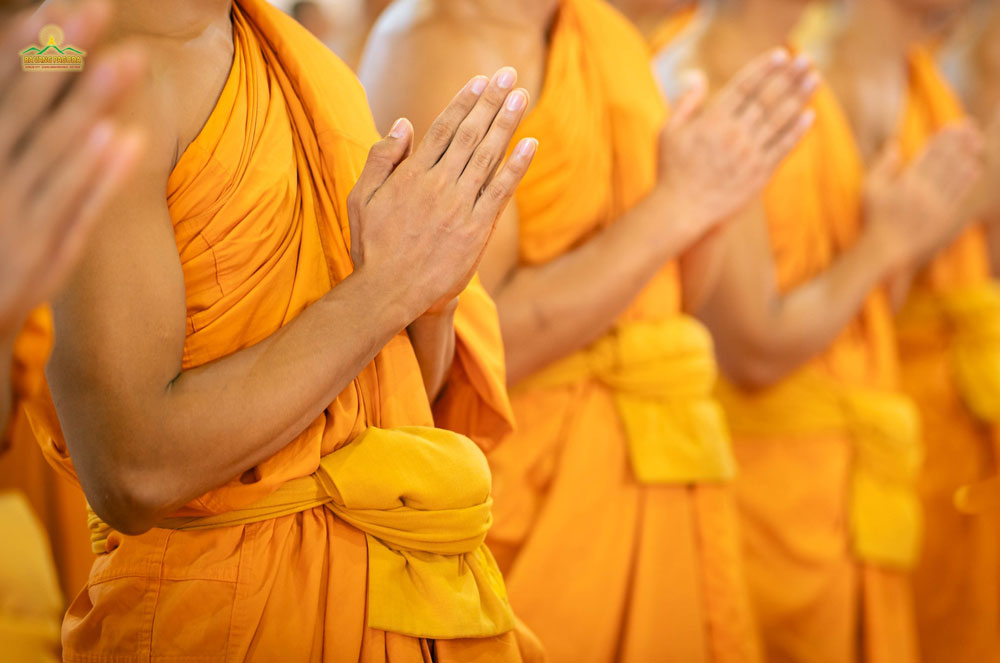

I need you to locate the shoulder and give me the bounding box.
[359,0,542,134]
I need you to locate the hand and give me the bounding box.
[0,0,145,335]
[864,123,984,267]
[657,49,818,240]
[348,68,537,321]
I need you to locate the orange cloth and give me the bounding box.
[894,47,1000,663]
[0,307,93,601]
[23,1,541,660]
[485,1,759,661]
[647,3,697,54]
[716,82,920,663]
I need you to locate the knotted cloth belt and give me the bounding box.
[515,316,735,484]
[716,371,922,569]
[898,282,1000,513]
[87,426,515,639]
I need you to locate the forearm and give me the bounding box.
[680,228,728,315]
[713,229,899,387]
[496,188,703,384]
[60,270,415,532]
[406,299,458,402]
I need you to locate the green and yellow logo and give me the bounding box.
[21,25,85,71]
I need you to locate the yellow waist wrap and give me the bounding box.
[898,281,1000,423]
[516,316,735,484]
[88,426,514,639]
[716,371,923,569]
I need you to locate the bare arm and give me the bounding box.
[48,70,535,535]
[702,127,985,389]
[363,23,818,383]
[701,201,901,388]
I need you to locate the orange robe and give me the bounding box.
[24,1,540,660]
[0,307,93,601]
[485,1,759,661]
[716,83,920,663]
[894,48,1000,663]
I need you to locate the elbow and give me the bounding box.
[84,464,177,536]
[715,339,791,392]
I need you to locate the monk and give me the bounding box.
[361,1,817,660]
[27,0,546,659]
[655,1,984,662]
[0,1,145,658]
[817,0,1000,661]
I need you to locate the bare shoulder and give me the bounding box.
[359,0,544,135]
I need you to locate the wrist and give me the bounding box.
[648,184,709,256]
[348,266,425,331]
[862,220,909,273]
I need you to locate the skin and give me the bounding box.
[669,0,983,388]
[360,0,817,385]
[43,0,537,535]
[0,0,144,436]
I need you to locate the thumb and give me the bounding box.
[357,118,414,198]
[667,69,708,131]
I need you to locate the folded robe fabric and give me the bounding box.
[894,46,1000,663]
[484,1,759,661]
[23,1,540,660]
[712,81,920,663]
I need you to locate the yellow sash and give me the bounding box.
[716,371,922,569]
[898,281,1000,423]
[88,427,514,639]
[516,316,735,484]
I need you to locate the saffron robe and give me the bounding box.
[715,83,921,663]
[24,1,539,660]
[485,1,759,661]
[895,47,1000,663]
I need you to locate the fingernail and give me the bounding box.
[90,59,117,89]
[800,109,816,128]
[514,137,537,159]
[469,76,488,95]
[771,49,789,64]
[495,68,515,90]
[389,118,407,138]
[793,55,811,71]
[803,73,819,92]
[506,90,526,112]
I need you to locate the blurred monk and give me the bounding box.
[0,2,145,659]
[819,0,1000,661]
[27,0,546,659]
[361,0,817,659]
[656,1,983,661]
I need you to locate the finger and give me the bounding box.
[666,70,707,130]
[473,137,537,223]
[712,48,790,118]
[753,70,818,149]
[0,0,115,158]
[13,45,145,193]
[458,88,529,193]
[411,74,489,169]
[762,109,815,172]
[353,118,413,203]
[437,67,518,177]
